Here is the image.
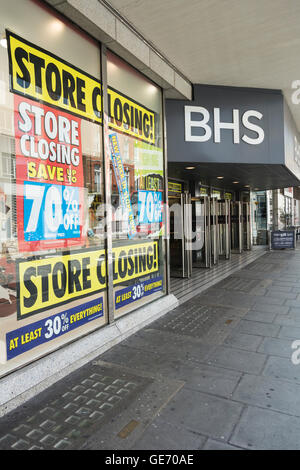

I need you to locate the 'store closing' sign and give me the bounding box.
[14,94,84,252]
[17,241,159,318]
[7,30,156,144]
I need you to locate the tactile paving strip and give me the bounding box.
[152,304,237,339]
[0,365,151,450]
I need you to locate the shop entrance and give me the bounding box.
[210,198,219,265]
[191,196,211,268]
[218,199,231,259]
[169,194,233,277]
[169,192,213,277]
[231,201,243,253]
[230,201,252,253]
[169,191,193,278]
[190,196,230,269]
[169,189,251,279]
[243,202,252,250]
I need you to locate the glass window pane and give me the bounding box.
[0,0,107,376]
[106,50,166,318]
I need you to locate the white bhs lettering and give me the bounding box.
[185,106,264,145]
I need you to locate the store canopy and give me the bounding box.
[165,85,300,191]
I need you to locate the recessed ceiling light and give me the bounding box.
[244,185,250,188]
[185,166,195,170]
[217,176,224,179]
[147,84,157,94]
[233,181,239,184]
[49,19,64,33]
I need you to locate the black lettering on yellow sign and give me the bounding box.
[7,31,156,145]
[7,30,102,123]
[17,242,158,318]
[107,87,155,144]
[139,174,162,191]
[168,181,182,194]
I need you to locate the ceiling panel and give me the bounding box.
[168,162,300,191]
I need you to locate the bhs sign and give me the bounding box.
[185,106,264,145]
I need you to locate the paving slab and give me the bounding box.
[206,345,266,374]
[275,313,300,327]
[252,296,286,307]
[170,363,242,398]
[121,328,216,362]
[235,319,281,338]
[243,310,277,323]
[278,325,300,340]
[155,387,244,441]
[230,406,300,450]
[223,332,263,352]
[232,374,300,416]
[262,356,300,384]
[131,416,206,450]
[249,303,289,314]
[268,286,293,293]
[288,307,300,315]
[257,337,294,358]
[264,291,297,300]
[285,300,300,308]
[197,291,257,309]
[291,287,300,294]
[101,344,194,378]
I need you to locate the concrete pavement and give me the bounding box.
[1,248,300,450]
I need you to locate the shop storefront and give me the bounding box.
[0,0,167,377]
[165,84,300,277]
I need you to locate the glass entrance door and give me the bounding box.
[242,202,252,250]
[231,201,243,253]
[191,196,211,268]
[218,199,231,259]
[169,192,192,278]
[210,198,219,264]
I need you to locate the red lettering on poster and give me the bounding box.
[14,95,85,252]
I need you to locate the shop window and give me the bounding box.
[0,0,107,376]
[106,50,166,318]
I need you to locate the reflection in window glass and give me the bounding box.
[0,0,107,377]
[251,191,267,245]
[107,51,166,318]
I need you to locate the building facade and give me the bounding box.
[165,84,300,277]
[0,0,176,379]
[1,0,300,410]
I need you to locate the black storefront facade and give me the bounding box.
[165,84,300,278]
